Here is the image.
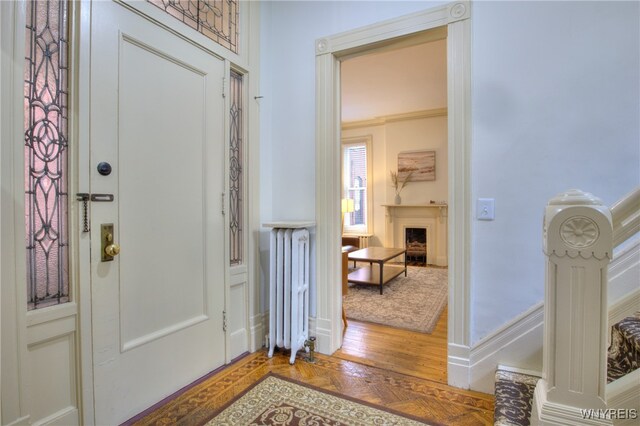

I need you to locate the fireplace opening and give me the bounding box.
[405,227,427,266]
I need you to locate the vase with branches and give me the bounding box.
[390,170,412,204]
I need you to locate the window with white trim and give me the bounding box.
[342,137,372,234]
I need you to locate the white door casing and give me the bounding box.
[314,1,472,388]
[89,2,226,423]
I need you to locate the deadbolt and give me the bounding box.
[101,223,120,261]
[97,162,112,176]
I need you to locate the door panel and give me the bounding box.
[118,37,209,350]
[90,2,226,424]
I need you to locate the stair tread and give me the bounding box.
[493,370,540,426]
[607,312,640,383]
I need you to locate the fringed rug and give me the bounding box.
[203,373,430,425]
[343,266,447,333]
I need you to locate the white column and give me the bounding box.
[532,190,613,425]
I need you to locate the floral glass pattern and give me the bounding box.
[24,0,70,310]
[148,0,239,53]
[229,71,243,265]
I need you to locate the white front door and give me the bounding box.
[89,2,226,423]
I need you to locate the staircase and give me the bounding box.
[494,188,640,426]
[494,312,640,425]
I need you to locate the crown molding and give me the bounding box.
[342,107,448,130]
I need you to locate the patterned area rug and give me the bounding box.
[343,266,447,333]
[204,373,431,425]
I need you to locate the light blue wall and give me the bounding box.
[258,1,446,314]
[259,1,640,342]
[469,0,639,343]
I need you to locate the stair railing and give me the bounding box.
[532,189,614,425]
[611,187,640,247]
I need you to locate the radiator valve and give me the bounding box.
[303,336,317,363]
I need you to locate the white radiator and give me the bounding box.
[268,227,310,364]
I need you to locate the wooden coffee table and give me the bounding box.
[347,247,407,294]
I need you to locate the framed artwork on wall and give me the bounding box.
[398,150,435,181]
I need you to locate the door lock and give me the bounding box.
[101,223,121,261]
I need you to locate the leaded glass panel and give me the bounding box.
[229,71,243,265]
[24,0,70,310]
[148,0,239,53]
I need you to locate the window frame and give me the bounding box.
[341,135,373,235]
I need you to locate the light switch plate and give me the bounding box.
[477,198,495,220]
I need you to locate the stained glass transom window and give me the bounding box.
[229,71,243,265]
[148,0,239,53]
[24,0,70,310]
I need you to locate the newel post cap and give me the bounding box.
[548,189,603,206]
[544,189,613,260]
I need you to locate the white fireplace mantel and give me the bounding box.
[382,204,448,266]
[381,204,448,222]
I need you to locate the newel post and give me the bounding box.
[531,190,613,425]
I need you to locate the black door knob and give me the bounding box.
[97,162,112,176]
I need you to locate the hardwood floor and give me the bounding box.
[335,306,449,383]
[129,306,495,425]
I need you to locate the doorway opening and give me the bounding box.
[336,36,449,383]
[314,1,472,389]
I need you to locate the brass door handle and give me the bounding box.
[105,244,120,257]
[101,224,120,261]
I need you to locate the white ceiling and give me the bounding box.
[341,39,447,123]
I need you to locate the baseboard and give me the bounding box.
[249,312,266,351]
[434,255,448,267]
[312,316,332,355]
[447,343,471,389]
[466,303,544,394]
[446,304,544,393]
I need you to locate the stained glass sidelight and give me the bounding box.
[229,71,243,265]
[24,0,70,310]
[148,0,239,53]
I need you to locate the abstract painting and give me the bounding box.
[398,150,436,182]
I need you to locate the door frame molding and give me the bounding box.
[314,1,472,388]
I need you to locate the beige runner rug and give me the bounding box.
[343,266,447,333]
[204,373,432,425]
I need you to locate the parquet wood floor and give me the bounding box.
[130,306,494,425]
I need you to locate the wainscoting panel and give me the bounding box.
[229,266,249,359]
[26,312,79,424]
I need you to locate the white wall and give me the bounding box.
[343,115,448,246]
[258,1,444,315]
[259,1,640,344]
[470,0,639,343]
